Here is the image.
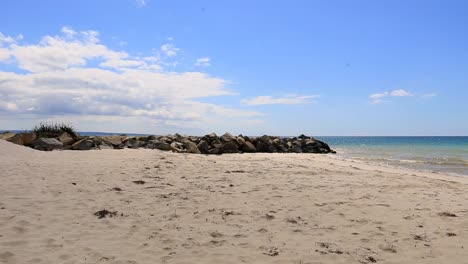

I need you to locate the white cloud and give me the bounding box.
[369,89,413,103]
[195,57,211,67]
[242,95,319,106]
[0,28,263,133]
[0,47,9,61]
[160,43,179,57]
[390,89,413,97]
[369,92,388,99]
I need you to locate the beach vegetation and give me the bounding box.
[32,122,78,139]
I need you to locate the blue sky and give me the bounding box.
[0,0,467,135]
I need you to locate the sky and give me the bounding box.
[0,0,467,136]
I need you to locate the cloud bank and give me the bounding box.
[0,27,262,133]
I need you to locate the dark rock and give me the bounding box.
[242,141,256,153]
[222,141,239,153]
[267,145,277,153]
[147,135,157,141]
[290,145,302,153]
[137,136,149,142]
[155,142,172,151]
[124,138,139,149]
[209,147,223,155]
[197,140,210,154]
[34,138,63,151]
[256,141,270,152]
[72,139,95,150]
[210,139,222,149]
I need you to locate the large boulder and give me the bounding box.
[58,132,74,145]
[290,145,302,153]
[222,141,238,153]
[242,141,256,153]
[208,132,218,140]
[197,140,210,154]
[210,139,222,149]
[21,132,37,146]
[123,138,140,149]
[150,141,172,151]
[209,147,223,155]
[34,138,63,151]
[236,136,246,146]
[170,142,184,152]
[102,136,124,148]
[220,132,236,143]
[184,140,201,154]
[72,139,95,150]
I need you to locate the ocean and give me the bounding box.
[316,136,468,176]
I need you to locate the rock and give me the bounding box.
[298,134,309,140]
[99,142,113,149]
[72,139,95,150]
[184,140,201,154]
[137,136,149,142]
[255,141,270,152]
[220,132,236,143]
[6,134,24,145]
[158,136,173,143]
[209,147,223,155]
[58,132,74,145]
[291,145,302,153]
[236,136,246,146]
[267,145,277,153]
[197,140,210,154]
[242,141,256,153]
[170,142,184,152]
[102,136,124,147]
[153,141,172,151]
[222,141,238,153]
[208,132,218,140]
[21,132,37,146]
[124,138,140,149]
[210,139,222,149]
[34,138,63,151]
[157,142,172,151]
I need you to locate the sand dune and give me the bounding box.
[0,140,467,264]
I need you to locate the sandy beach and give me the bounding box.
[0,139,467,264]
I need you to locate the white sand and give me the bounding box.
[0,140,467,264]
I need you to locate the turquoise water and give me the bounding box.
[316,136,468,176]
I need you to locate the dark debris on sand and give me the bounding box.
[94,209,118,219]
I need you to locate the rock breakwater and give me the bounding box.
[0,132,335,154]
